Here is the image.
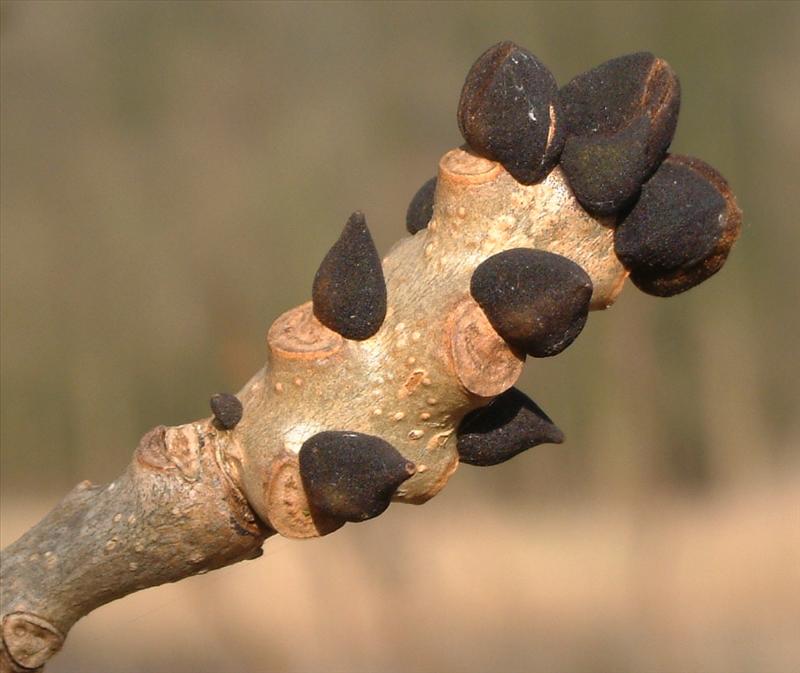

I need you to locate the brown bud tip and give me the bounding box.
[470,248,593,357]
[405,176,437,234]
[209,393,243,430]
[299,431,416,523]
[312,211,387,340]
[559,52,680,215]
[457,387,564,466]
[458,41,563,184]
[614,155,742,296]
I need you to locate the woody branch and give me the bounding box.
[0,43,740,672]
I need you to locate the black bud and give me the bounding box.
[299,431,416,523]
[458,41,564,184]
[457,387,564,466]
[470,248,593,357]
[312,211,387,340]
[560,116,650,215]
[405,177,437,234]
[614,155,742,297]
[559,52,680,215]
[209,393,243,430]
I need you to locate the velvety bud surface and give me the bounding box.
[312,211,387,340]
[559,52,680,214]
[209,393,243,430]
[299,431,416,523]
[471,248,593,357]
[457,387,564,466]
[406,176,437,234]
[458,41,563,184]
[615,155,742,296]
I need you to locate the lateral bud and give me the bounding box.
[470,248,593,357]
[312,211,387,340]
[209,393,243,430]
[457,387,564,466]
[406,176,437,234]
[299,431,416,523]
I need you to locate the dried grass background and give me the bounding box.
[2,2,799,672]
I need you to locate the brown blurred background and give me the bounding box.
[2,2,798,672]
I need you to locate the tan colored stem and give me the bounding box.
[237,148,626,533]
[0,148,626,670]
[1,424,268,672]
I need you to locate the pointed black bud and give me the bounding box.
[405,176,437,234]
[457,387,564,466]
[559,52,680,215]
[470,248,593,357]
[458,41,564,184]
[614,155,742,296]
[209,393,243,430]
[312,211,387,340]
[299,431,416,523]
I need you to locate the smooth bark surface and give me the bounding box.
[1,423,268,671]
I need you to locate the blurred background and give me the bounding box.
[2,2,798,672]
